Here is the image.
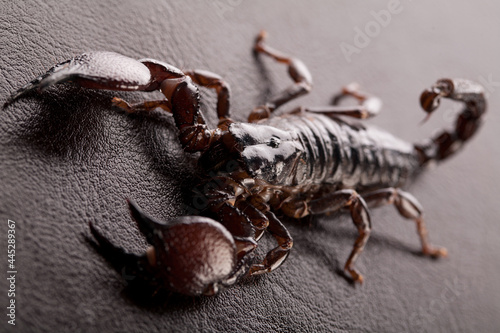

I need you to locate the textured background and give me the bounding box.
[1,1,499,332]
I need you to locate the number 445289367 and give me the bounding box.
[7,220,15,270]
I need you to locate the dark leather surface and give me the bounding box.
[1,1,499,332]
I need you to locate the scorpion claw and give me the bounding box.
[126,199,164,245]
[3,52,160,110]
[128,201,241,296]
[89,200,244,296]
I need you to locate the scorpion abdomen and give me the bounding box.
[231,113,419,191]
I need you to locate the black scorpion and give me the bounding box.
[3,31,486,296]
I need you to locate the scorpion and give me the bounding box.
[4,31,486,296]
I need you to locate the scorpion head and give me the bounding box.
[226,122,305,185]
[90,200,239,296]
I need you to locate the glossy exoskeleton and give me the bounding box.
[4,31,486,296]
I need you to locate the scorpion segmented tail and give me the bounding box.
[415,78,486,166]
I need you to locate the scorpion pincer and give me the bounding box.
[3,31,486,296]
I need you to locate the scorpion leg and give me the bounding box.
[184,69,232,127]
[249,30,313,122]
[202,179,259,259]
[363,188,448,258]
[309,189,371,283]
[301,82,381,119]
[235,200,270,241]
[202,199,262,285]
[202,177,294,277]
[209,205,257,256]
[249,211,293,276]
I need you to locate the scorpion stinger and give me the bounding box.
[4,31,487,295]
[416,78,486,165]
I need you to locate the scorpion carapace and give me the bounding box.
[4,31,486,296]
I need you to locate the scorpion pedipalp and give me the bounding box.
[3,52,159,108]
[90,200,241,296]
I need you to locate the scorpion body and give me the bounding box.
[4,31,486,296]
[224,113,419,189]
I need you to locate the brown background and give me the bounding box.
[1,1,499,332]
